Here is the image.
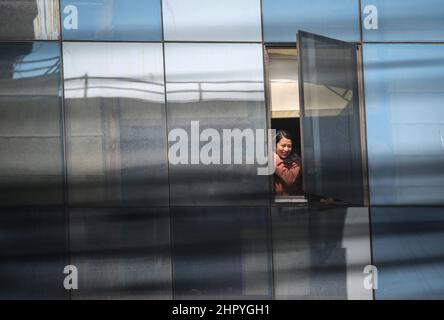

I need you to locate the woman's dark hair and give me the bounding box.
[276,130,302,167]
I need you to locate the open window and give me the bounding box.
[297,31,368,206]
[265,47,305,203]
[266,31,368,206]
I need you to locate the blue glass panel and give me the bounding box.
[364,44,444,205]
[372,207,444,299]
[362,0,444,42]
[263,0,360,43]
[61,0,161,41]
[162,0,261,41]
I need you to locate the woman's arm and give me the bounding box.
[274,154,301,187]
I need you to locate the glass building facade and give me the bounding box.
[1,0,443,299]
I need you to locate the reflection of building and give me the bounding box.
[34,0,59,39]
[0,0,444,300]
[0,0,58,40]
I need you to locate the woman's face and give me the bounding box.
[276,137,293,159]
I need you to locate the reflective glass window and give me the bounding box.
[0,42,63,206]
[263,0,360,43]
[372,207,444,299]
[364,44,444,205]
[362,0,444,42]
[172,207,271,299]
[70,208,172,299]
[60,0,161,41]
[0,207,67,299]
[272,206,372,299]
[0,0,59,40]
[165,43,269,206]
[162,0,261,41]
[63,42,169,207]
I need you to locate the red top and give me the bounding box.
[274,153,301,196]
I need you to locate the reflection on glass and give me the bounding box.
[63,42,169,206]
[263,0,360,43]
[61,0,161,41]
[0,207,67,299]
[299,32,364,204]
[272,205,372,299]
[0,0,59,40]
[362,0,444,42]
[364,44,444,205]
[165,43,269,206]
[162,0,261,41]
[372,207,444,299]
[0,42,63,206]
[172,207,271,299]
[70,208,172,299]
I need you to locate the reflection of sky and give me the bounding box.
[165,43,264,102]
[61,0,161,40]
[63,42,164,102]
[163,0,261,41]
[362,0,444,41]
[13,42,60,79]
[364,44,444,205]
[263,0,360,42]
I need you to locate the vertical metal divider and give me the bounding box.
[260,0,276,300]
[57,0,72,300]
[297,32,308,204]
[358,0,376,301]
[359,0,364,43]
[357,43,374,300]
[159,0,175,300]
[357,48,370,207]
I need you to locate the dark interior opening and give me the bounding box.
[271,117,304,197]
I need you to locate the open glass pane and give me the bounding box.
[298,31,364,205]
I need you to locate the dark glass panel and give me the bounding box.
[172,207,271,299]
[70,207,172,299]
[0,207,67,299]
[299,32,363,205]
[0,42,63,206]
